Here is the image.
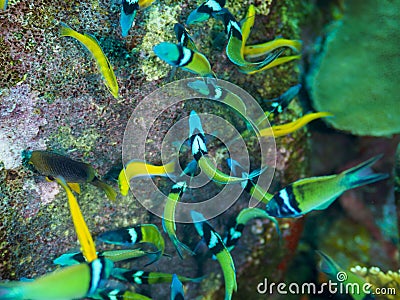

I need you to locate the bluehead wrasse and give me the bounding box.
[56,177,98,263]
[1,0,8,10]
[24,150,117,201]
[120,0,155,37]
[264,84,301,115]
[171,274,184,300]
[190,211,237,300]
[316,251,373,300]
[111,268,204,285]
[94,288,152,300]
[266,155,389,218]
[259,112,334,138]
[174,23,197,51]
[189,111,263,184]
[59,22,119,98]
[244,39,302,59]
[163,182,195,258]
[54,248,149,266]
[153,43,214,77]
[98,224,165,265]
[223,208,281,252]
[118,159,176,196]
[0,257,113,300]
[186,0,225,25]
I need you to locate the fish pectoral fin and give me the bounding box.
[67,183,81,194]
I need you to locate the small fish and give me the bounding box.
[94,289,152,300]
[265,155,389,218]
[191,211,237,300]
[174,23,197,51]
[1,0,8,10]
[244,38,302,60]
[264,84,302,115]
[59,22,119,98]
[223,207,281,252]
[259,112,334,138]
[186,0,226,25]
[163,182,195,258]
[23,150,117,201]
[153,42,214,77]
[98,224,165,265]
[171,274,184,300]
[54,248,150,266]
[120,0,155,37]
[118,159,176,196]
[56,177,98,263]
[111,268,203,285]
[316,251,374,300]
[0,258,114,300]
[189,110,264,184]
[94,288,152,300]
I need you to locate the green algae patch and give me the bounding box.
[307,0,400,136]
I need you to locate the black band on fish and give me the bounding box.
[190,133,208,161]
[176,45,194,67]
[88,257,108,295]
[203,222,225,255]
[122,269,150,284]
[170,183,186,196]
[122,0,139,15]
[197,0,225,15]
[274,185,301,216]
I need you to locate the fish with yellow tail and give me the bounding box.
[163,181,195,258]
[120,0,155,37]
[23,150,117,201]
[153,42,214,77]
[191,210,237,300]
[266,155,389,218]
[118,159,176,196]
[317,251,374,300]
[59,22,119,98]
[189,110,265,184]
[0,257,113,300]
[98,224,165,265]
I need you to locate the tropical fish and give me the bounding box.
[163,181,194,258]
[189,110,264,184]
[265,155,389,218]
[54,248,150,266]
[93,289,151,300]
[59,22,119,98]
[264,84,302,115]
[171,274,184,300]
[223,207,281,251]
[1,0,8,10]
[56,177,98,263]
[153,42,214,77]
[112,268,203,285]
[317,251,374,300]
[118,159,176,196]
[244,38,302,60]
[259,112,334,138]
[120,0,155,37]
[0,257,114,300]
[186,0,226,25]
[191,211,237,300]
[23,150,117,201]
[174,23,197,51]
[98,224,165,265]
[93,288,152,300]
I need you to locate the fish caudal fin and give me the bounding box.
[341,154,389,190]
[92,178,117,201]
[174,239,195,259]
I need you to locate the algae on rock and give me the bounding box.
[307,0,400,136]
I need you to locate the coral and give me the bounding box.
[307,0,400,136]
[350,266,400,300]
[0,84,47,169]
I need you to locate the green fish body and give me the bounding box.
[266,155,388,218]
[0,258,113,300]
[25,150,116,201]
[93,288,152,300]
